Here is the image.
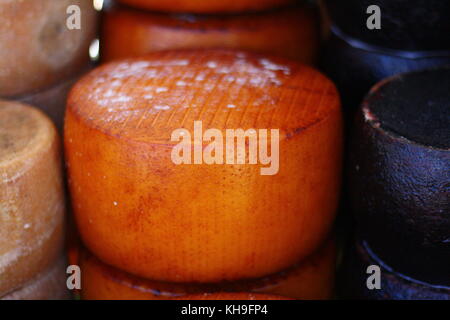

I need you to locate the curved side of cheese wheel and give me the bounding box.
[324,0,450,51]
[0,0,97,97]
[349,68,450,286]
[0,101,66,297]
[102,4,319,63]
[80,238,335,300]
[17,65,94,132]
[176,293,291,300]
[65,49,342,282]
[116,0,296,14]
[1,256,70,300]
[340,240,450,300]
[320,32,450,114]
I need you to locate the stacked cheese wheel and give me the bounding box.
[345,68,450,299]
[65,49,343,299]
[78,238,335,300]
[101,1,320,64]
[0,101,68,300]
[0,0,98,130]
[320,0,450,115]
[117,0,296,14]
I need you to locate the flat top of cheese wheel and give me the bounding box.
[68,50,339,143]
[0,101,54,168]
[364,67,450,150]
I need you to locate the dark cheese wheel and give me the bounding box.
[319,32,450,114]
[339,240,450,300]
[324,0,450,51]
[348,67,450,286]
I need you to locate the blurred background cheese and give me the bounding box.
[116,0,296,14]
[65,49,342,283]
[17,66,94,132]
[102,3,320,64]
[79,238,335,300]
[0,0,97,98]
[0,101,66,297]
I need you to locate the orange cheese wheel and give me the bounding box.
[1,256,69,300]
[102,4,319,63]
[80,239,335,300]
[116,0,296,14]
[0,101,66,297]
[17,65,93,131]
[65,49,342,282]
[0,0,97,97]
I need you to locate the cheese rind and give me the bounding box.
[175,293,291,300]
[0,0,97,97]
[341,240,450,300]
[1,256,69,300]
[102,4,319,63]
[349,68,450,286]
[66,50,342,282]
[80,239,335,300]
[18,65,94,131]
[0,101,66,297]
[116,0,296,14]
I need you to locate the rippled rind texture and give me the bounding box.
[0,0,97,97]
[102,4,319,63]
[79,238,335,300]
[0,101,65,296]
[65,49,342,282]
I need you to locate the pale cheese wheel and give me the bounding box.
[0,101,66,297]
[18,65,94,131]
[0,0,97,97]
[1,256,70,300]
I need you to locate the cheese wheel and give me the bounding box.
[79,238,335,300]
[1,256,70,300]
[17,65,93,132]
[340,240,450,300]
[116,0,296,14]
[349,68,450,286]
[65,49,342,282]
[0,101,65,297]
[320,31,450,114]
[102,4,319,63]
[0,0,97,97]
[324,0,450,51]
